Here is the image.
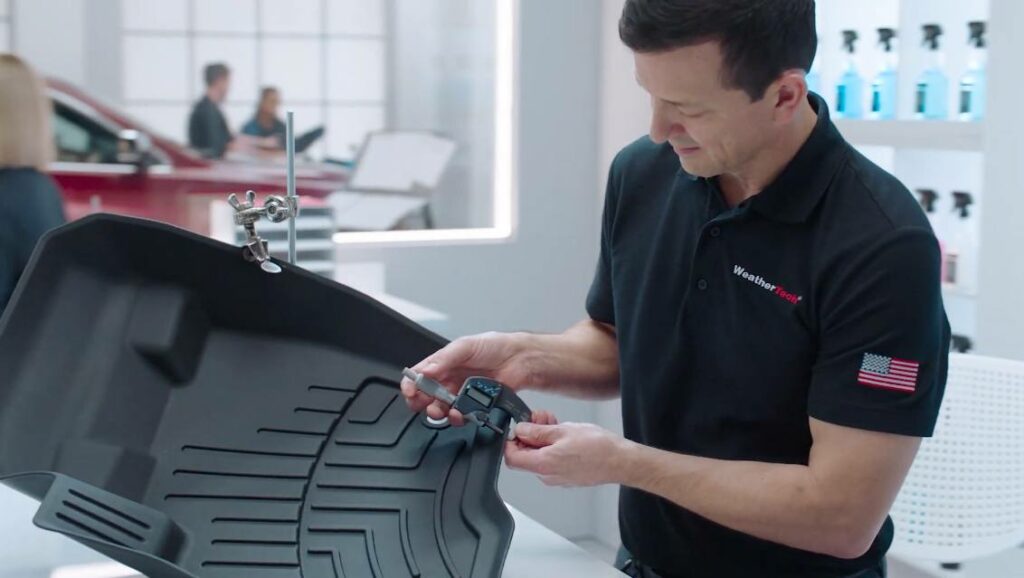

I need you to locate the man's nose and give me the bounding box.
[649,101,685,144]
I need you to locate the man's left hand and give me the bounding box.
[504,414,631,487]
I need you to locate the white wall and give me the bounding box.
[591,0,648,551]
[338,0,605,540]
[391,0,497,229]
[976,0,1024,360]
[0,0,11,52]
[11,0,84,84]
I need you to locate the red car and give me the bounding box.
[47,78,346,236]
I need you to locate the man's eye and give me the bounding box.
[676,107,704,118]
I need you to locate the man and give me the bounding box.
[401,1,949,576]
[188,63,233,159]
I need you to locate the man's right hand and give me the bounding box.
[400,332,534,427]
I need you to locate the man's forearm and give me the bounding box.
[616,442,881,559]
[519,320,620,400]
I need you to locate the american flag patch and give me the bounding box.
[857,353,919,393]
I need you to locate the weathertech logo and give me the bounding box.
[733,265,803,304]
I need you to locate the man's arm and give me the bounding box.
[401,318,621,419]
[618,417,920,559]
[521,319,620,400]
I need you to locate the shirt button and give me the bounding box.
[709,227,721,238]
[697,279,709,291]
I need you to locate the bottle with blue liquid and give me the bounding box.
[959,21,987,121]
[836,30,863,119]
[870,28,898,120]
[806,59,821,96]
[915,24,948,120]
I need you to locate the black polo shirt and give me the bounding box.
[587,94,950,577]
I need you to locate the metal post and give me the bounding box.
[286,111,297,265]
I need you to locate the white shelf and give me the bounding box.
[266,239,336,253]
[834,120,985,151]
[296,260,335,274]
[258,216,335,232]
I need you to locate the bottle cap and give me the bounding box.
[951,191,974,218]
[841,30,858,54]
[922,24,943,50]
[968,21,987,48]
[878,28,897,52]
[916,189,939,213]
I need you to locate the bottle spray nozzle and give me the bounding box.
[951,334,974,354]
[878,28,897,52]
[922,24,943,50]
[841,30,858,54]
[951,191,974,218]
[968,21,987,48]
[916,189,939,213]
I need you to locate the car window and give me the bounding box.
[53,102,120,164]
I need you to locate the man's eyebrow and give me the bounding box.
[634,73,696,108]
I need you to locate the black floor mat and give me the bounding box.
[0,215,513,577]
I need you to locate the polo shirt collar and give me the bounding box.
[745,92,848,224]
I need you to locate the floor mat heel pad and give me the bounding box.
[0,215,514,578]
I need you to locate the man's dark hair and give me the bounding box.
[260,86,279,100]
[619,0,817,101]
[204,63,230,87]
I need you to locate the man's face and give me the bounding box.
[634,41,778,178]
[212,74,231,103]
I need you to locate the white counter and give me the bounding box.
[506,504,625,577]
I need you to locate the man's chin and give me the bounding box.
[678,158,715,178]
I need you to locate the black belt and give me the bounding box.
[615,548,886,578]
[620,557,671,578]
[616,547,676,578]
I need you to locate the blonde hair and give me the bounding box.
[0,54,54,170]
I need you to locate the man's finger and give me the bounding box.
[504,440,546,473]
[448,407,466,427]
[400,379,435,410]
[419,338,476,382]
[530,409,559,426]
[514,423,563,447]
[425,400,451,420]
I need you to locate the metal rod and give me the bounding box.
[286,111,297,265]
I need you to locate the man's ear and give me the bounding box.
[770,70,808,123]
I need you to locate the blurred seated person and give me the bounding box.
[241,87,286,151]
[0,54,67,314]
[188,62,236,159]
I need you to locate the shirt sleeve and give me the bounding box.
[585,158,620,326]
[807,228,950,437]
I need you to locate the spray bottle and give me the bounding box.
[836,30,864,119]
[944,191,976,291]
[806,58,822,96]
[916,188,947,281]
[871,28,899,119]
[959,21,987,121]
[916,24,948,120]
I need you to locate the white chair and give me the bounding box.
[889,353,1024,568]
[329,131,457,231]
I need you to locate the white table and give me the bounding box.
[506,504,625,577]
